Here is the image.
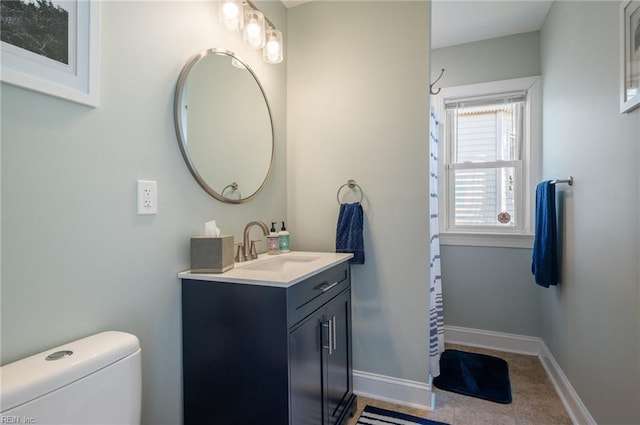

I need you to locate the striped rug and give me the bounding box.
[356,405,449,425]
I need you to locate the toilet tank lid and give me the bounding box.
[0,331,140,413]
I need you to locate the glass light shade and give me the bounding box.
[243,9,265,49]
[263,28,283,64]
[218,0,244,31]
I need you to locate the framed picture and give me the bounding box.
[621,0,640,113]
[0,0,101,107]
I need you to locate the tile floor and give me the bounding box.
[345,344,573,425]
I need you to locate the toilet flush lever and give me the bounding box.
[46,350,73,361]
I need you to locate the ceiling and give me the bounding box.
[281,0,553,50]
[431,1,553,49]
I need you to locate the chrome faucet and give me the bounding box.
[237,220,270,262]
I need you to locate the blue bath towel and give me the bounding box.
[336,202,365,264]
[531,181,559,287]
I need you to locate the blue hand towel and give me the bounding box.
[336,202,365,264]
[531,181,559,287]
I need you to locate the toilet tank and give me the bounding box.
[0,331,141,425]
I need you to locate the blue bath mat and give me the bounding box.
[356,405,449,425]
[433,349,512,404]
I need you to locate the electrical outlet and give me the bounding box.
[137,180,158,215]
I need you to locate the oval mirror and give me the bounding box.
[174,48,274,203]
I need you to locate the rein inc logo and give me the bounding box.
[0,416,35,424]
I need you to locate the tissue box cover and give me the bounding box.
[190,236,234,273]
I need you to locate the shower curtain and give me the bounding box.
[429,106,445,378]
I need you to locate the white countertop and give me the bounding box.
[178,251,353,287]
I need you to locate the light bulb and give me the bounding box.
[266,40,279,53]
[247,22,260,37]
[222,3,238,18]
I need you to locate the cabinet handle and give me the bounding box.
[332,315,337,351]
[322,319,333,355]
[316,281,339,292]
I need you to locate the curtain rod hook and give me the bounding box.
[430,68,445,95]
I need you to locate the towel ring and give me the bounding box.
[337,179,364,204]
[221,182,241,199]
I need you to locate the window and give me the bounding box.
[435,77,540,248]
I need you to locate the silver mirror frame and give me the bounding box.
[174,48,275,204]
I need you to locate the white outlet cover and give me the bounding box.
[137,180,158,215]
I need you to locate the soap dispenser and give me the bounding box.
[278,221,290,253]
[267,222,279,255]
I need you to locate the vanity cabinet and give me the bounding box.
[181,260,356,425]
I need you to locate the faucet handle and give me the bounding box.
[249,239,261,260]
[235,243,245,262]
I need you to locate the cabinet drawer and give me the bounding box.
[288,262,350,326]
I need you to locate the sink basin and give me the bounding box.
[241,255,320,272]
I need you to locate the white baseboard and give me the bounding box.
[353,370,435,411]
[445,325,541,355]
[444,325,596,425]
[538,341,598,425]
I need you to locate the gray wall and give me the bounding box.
[431,31,541,88]
[0,2,287,424]
[440,246,541,336]
[431,32,543,336]
[540,2,640,423]
[287,1,431,381]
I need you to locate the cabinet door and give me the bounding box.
[290,310,324,425]
[325,290,353,425]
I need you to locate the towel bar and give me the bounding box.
[550,176,573,186]
[337,179,364,204]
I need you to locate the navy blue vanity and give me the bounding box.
[180,252,356,425]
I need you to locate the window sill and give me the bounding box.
[439,232,534,249]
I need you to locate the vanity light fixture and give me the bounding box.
[218,0,284,64]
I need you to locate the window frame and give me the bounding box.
[433,76,541,248]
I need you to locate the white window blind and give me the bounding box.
[445,92,526,231]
